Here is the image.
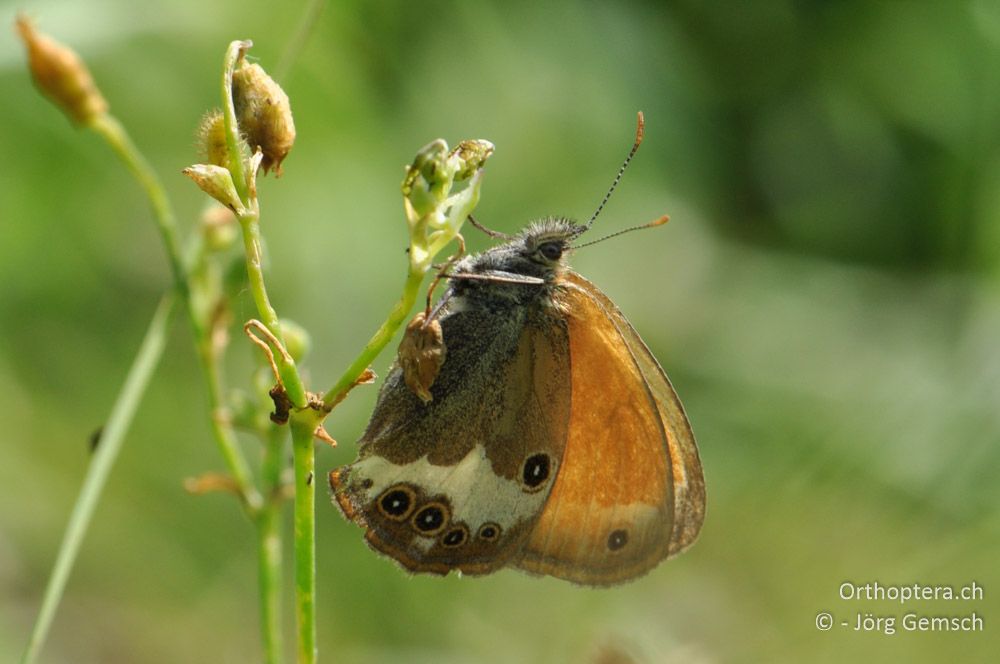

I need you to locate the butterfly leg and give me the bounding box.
[424,233,466,320]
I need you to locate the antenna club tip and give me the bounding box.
[652,214,669,227]
[635,111,645,143]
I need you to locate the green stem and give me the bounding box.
[21,295,176,664]
[322,267,425,406]
[290,414,318,664]
[199,338,262,511]
[88,114,192,311]
[238,213,308,408]
[222,41,251,204]
[257,426,286,664]
[24,109,264,662]
[219,41,311,660]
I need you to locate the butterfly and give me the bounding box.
[330,114,705,586]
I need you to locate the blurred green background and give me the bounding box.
[2,1,998,662]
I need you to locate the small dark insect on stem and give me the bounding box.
[88,426,104,453]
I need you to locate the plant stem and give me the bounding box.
[21,295,176,664]
[323,268,425,406]
[222,41,250,204]
[88,114,193,312]
[257,425,286,664]
[90,111,260,508]
[238,213,308,407]
[199,337,262,511]
[24,109,264,662]
[290,414,318,664]
[221,39,306,408]
[219,39,314,661]
[236,194,313,664]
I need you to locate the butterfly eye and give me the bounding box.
[538,241,563,261]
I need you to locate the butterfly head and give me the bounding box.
[444,217,583,310]
[460,216,581,275]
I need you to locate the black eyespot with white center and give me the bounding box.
[375,484,416,521]
[411,502,449,535]
[538,241,563,261]
[380,490,409,515]
[477,522,501,541]
[522,453,552,491]
[441,525,468,548]
[607,529,629,551]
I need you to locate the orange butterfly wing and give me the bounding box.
[512,270,705,585]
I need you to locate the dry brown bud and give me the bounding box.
[15,14,108,125]
[398,312,446,403]
[182,164,244,213]
[232,63,295,175]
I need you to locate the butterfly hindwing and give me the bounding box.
[330,306,571,576]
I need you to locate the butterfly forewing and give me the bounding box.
[564,272,705,554]
[512,271,703,585]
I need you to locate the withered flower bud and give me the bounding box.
[450,140,495,180]
[15,15,108,125]
[232,63,295,175]
[398,312,446,403]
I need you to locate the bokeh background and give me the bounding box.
[2,1,998,662]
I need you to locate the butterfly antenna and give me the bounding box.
[582,111,645,232]
[466,214,511,239]
[573,215,669,249]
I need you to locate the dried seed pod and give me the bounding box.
[231,63,295,175]
[398,312,446,403]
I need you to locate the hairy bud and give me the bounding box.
[197,109,231,167]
